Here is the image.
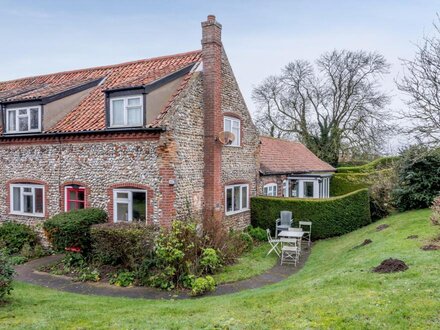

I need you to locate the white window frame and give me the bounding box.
[263,183,277,197]
[5,106,42,133]
[225,184,249,216]
[113,188,147,223]
[223,116,241,147]
[109,95,143,128]
[9,183,45,217]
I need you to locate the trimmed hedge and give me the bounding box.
[43,208,107,253]
[251,189,371,240]
[330,169,393,197]
[337,156,399,173]
[90,222,158,270]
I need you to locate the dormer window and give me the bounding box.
[6,106,41,133]
[109,95,143,127]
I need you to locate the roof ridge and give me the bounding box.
[260,135,302,144]
[0,49,202,85]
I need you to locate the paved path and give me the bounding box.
[15,247,311,300]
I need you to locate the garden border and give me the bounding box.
[14,248,311,299]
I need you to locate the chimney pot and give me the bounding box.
[207,15,216,21]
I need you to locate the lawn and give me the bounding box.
[1,209,439,329]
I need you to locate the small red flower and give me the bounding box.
[65,246,82,253]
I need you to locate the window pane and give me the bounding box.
[116,202,129,222]
[69,201,77,211]
[35,188,43,213]
[18,109,27,115]
[241,186,248,209]
[111,100,124,125]
[12,187,21,211]
[30,108,39,129]
[234,186,241,211]
[24,194,33,213]
[231,126,240,145]
[305,182,314,198]
[224,119,231,132]
[78,202,85,209]
[19,117,29,131]
[127,97,141,106]
[24,187,32,193]
[132,192,146,221]
[116,192,129,200]
[127,107,142,125]
[226,188,233,212]
[78,190,85,201]
[8,111,16,131]
[69,190,77,200]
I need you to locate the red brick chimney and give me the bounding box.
[202,15,223,221]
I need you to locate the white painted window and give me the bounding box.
[225,184,249,215]
[6,106,42,133]
[113,189,147,223]
[110,95,143,127]
[283,180,288,197]
[263,183,277,196]
[224,116,240,146]
[10,184,44,217]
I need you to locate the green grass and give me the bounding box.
[214,243,277,284]
[1,209,439,329]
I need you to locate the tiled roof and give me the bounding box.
[0,50,202,133]
[260,136,336,175]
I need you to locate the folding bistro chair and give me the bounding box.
[266,229,281,257]
[299,221,312,247]
[281,245,300,266]
[275,211,292,238]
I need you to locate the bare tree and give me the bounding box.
[252,50,391,166]
[397,16,440,144]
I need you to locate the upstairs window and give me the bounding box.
[263,183,277,196]
[224,116,240,146]
[6,106,41,133]
[110,95,143,127]
[10,183,44,217]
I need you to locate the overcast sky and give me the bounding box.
[1,0,439,152]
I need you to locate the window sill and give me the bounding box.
[224,144,241,148]
[225,208,249,216]
[9,212,45,218]
[4,130,42,135]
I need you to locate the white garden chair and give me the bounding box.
[281,245,300,266]
[266,229,281,257]
[276,211,293,238]
[299,221,312,247]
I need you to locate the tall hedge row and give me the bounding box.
[337,156,399,173]
[330,169,393,196]
[251,189,371,240]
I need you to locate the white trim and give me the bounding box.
[109,95,143,128]
[225,183,249,216]
[223,116,241,147]
[9,183,45,217]
[113,188,147,223]
[263,183,277,196]
[5,106,42,134]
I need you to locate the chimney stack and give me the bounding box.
[202,15,223,221]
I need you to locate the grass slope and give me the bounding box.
[1,209,439,329]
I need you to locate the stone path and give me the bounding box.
[15,247,311,300]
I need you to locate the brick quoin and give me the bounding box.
[202,15,223,221]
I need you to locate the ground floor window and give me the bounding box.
[10,183,44,216]
[263,183,277,196]
[113,189,147,222]
[65,186,86,211]
[225,184,249,215]
[303,181,315,198]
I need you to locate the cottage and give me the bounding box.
[0,16,260,230]
[259,136,335,198]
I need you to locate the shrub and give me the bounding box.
[431,196,440,226]
[90,222,157,270]
[251,189,371,240]
[109,271,135,287]
[43,208,107,254]
[247,226,267,242]
[200,248,221,273]
[337,156,399,173]
[369,169,397,221]
[393,146,440,211]
[0,252,15,301]
[0,222,39,254]
[239,232,253,251]
[330,170,391,196]
[190,276,216,296]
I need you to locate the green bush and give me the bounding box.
[0,222,39,254]
[109,271,135,287]
[43,208,107,254]
[190,276,216,296]
[200,248,221,273]
[393,146,440,211]
[251,189,371,240]
[90,222,157,270]
[247,226,268,242]
[0,251,15,301]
